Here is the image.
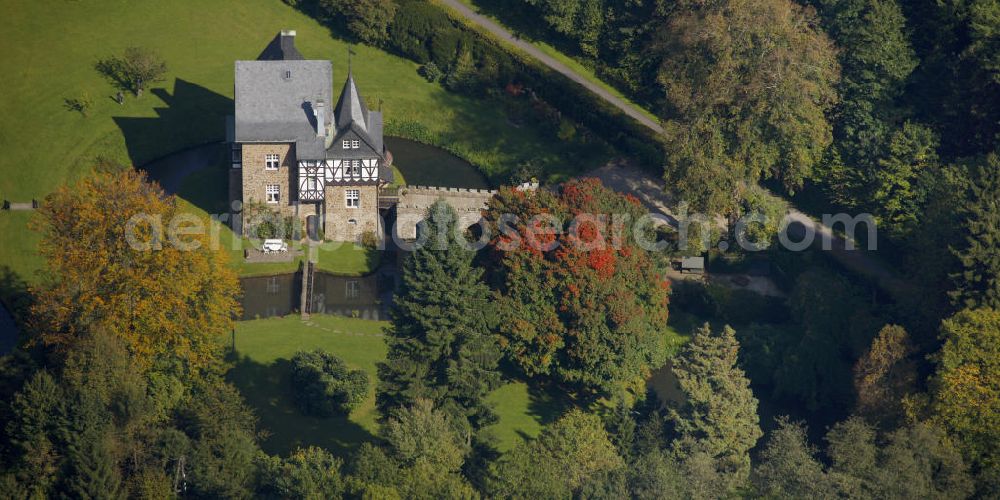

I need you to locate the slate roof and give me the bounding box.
[330,72,385,157]
[234,59,332,160]
[235,32,388,180]
[327,73,389,183]
[256,31,304,61]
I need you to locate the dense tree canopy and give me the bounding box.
[658,0,840,212]
[930,308,1000,484]
[489,409,623,498]
[485,179,671,394]
[29,170,240,371]
[378,201,502,431]
[950,154,1000,310]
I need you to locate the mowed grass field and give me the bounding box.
[229,315,553,456]
[0,0,608,286]
[230,314,691,457]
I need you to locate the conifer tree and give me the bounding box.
[668,324,762,486]
[752,418,835,498]
[377,201,501,430]
[951,154,1000,310]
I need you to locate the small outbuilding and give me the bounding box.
[680,256,705,274]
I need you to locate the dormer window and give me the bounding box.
[265,154,280,170]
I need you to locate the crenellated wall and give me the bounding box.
[392,183,537,240]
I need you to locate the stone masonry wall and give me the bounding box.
[324,184,379,242]
[240,143,298,220]
[394,186,498,240]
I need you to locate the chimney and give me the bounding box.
[315,100,326,137]
[281,29,296,40]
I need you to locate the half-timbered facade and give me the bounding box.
[230,30,392,242]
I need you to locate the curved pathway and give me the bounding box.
[437,0,664,134]
[587,162,911,299]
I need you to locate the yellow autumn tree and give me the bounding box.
[29,170,240,370]
[930,308,1000,479]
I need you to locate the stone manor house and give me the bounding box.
[229,31,529,244]
[228,30,391,242]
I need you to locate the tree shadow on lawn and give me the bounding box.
[113,78,232,201]
[0,266,31,354]
[226,352,376,458]
[524,381,578,426]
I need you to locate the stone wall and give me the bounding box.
[324,184,379,242]
[394,185,498,240]
[240,142,297,219]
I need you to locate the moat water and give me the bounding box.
[239,269,397,321]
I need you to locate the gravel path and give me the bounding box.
[437,0,664,134]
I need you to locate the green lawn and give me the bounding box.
[229,315,390,456]
[0,0,610,287]
[229,314,551,457]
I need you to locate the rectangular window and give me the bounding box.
[231,144,242,168]
[265,153,280,170]
[266,184,280,204]
[306,177,318,191]
[345,189,360,208]
[352,160,362,178]
[351,140,360,149]
[345,280,360,299]
[343,140,350,149]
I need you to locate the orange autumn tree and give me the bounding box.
[30,170,240,370]
[484,178,671,395]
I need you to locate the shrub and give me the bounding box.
[418,61,443,82]
[243,201,300,240]
[291,350,370,416]
[360,230,378,250]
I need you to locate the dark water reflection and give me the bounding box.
[240,271,395,321]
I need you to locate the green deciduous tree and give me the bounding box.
[668,324,761,486]
[777,267,881,413]
[291,349,369,416]
[753,417,837,498]
[255,446,345,499]
[320,0,398,45]
[489,409,624,498]
[348,399,477,498]
[378,200,502,431]
[658,0,840,213]
[95,47,168,96]
[826,417,974,498]
[811,0,941,238]
[485,179,671,395]
[930,307,1000,482]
